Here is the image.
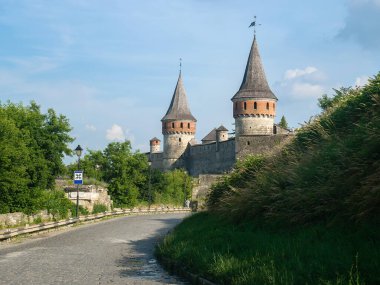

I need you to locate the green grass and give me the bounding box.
[156,213,379,285]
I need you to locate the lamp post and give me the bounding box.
[74,145,83,218]
[148,160,152,210]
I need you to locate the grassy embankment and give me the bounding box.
[156,73,380,284]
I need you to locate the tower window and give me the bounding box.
[172,122,175,128]
[188,123,190,128]
[179,138,182,142]
[244,102,247,110]
[180,122,183,128]
[266,102,269,110]
[247,141,250,146]
[273,103,275,110]
[254,102,257,109]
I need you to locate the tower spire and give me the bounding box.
[231,30,277,101]
[161,70,196,122]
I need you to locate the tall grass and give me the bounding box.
[157,213,377,284]
[207,73,380,226]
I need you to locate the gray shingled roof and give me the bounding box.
[161,72,197,122]
[216,125,228,131]
[150,137,161,141]
[201,128,216,142]
[232,35,278,101]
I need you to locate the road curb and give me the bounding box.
[0,207,191,241]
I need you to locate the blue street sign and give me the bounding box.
[74,171,83,185]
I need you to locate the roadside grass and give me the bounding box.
[156,212,379,285]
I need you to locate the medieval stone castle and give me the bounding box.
[148,34,292,176]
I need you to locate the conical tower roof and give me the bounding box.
[162,72,197,122]
[232,35,277,101]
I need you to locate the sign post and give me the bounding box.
[74,171,83,185]
[74,170,83,218]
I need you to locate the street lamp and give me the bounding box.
[74,145,83,218]
[148,160,152,210]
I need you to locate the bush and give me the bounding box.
[70,204,89,217]
[92,203,108,214]
[42,190,73,220]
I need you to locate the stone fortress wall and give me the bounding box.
[184,138,236,176]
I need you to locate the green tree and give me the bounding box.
[0,101,73,214]
[102,141,148,207]
[279,115,288,129]
[318,87,353,111]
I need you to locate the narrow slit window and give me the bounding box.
[247,141,250,146]
[179,138,182,142]
[180,122,183,128]
[244,102,247,110]
[254,102,257,109]
[266,102,269,110]
[172,122,175,128]
[273,103,275,110]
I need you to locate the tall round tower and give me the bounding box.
[161,71,196,170]
[231,35,278,136]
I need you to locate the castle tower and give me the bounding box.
[161,71,196,170]
[216,125,228,143]
[149,137,161,153]
[231,35,278,137]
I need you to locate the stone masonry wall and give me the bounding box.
[192,174,223,208]
[184,139,236,176]
[236,134,293,160]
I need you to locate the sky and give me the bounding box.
[0,0,379,163]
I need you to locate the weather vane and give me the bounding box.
[179,58,182,73]
[249,16,261,35]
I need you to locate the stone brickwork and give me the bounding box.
[235,116,275,136]
[163,133,194,169]
[192,174,224,208]
[65,185,113,212]
[184,139,235,176]
[0,210,53,228]
[235,134,293,160]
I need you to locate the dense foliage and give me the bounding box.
[0,101,73,214]
[67,141,192,208]
[208,73,380,225]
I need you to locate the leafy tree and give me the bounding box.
[0,101,73,214]
[318,87,354,111]
[279,115,288,129]
[102,141,148,207]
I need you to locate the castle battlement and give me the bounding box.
[147,33,292,176]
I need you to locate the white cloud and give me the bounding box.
[85,124,96,131]
[106,124,125,141]
[284,66,318,80]
[291,83,325,99]
[354,75,369,87]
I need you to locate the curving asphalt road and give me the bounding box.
[0,213,189,285]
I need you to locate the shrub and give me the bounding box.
[92,203,108,214]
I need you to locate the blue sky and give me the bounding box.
[0,0,379,162]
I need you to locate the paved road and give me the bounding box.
[0,213,189,285]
